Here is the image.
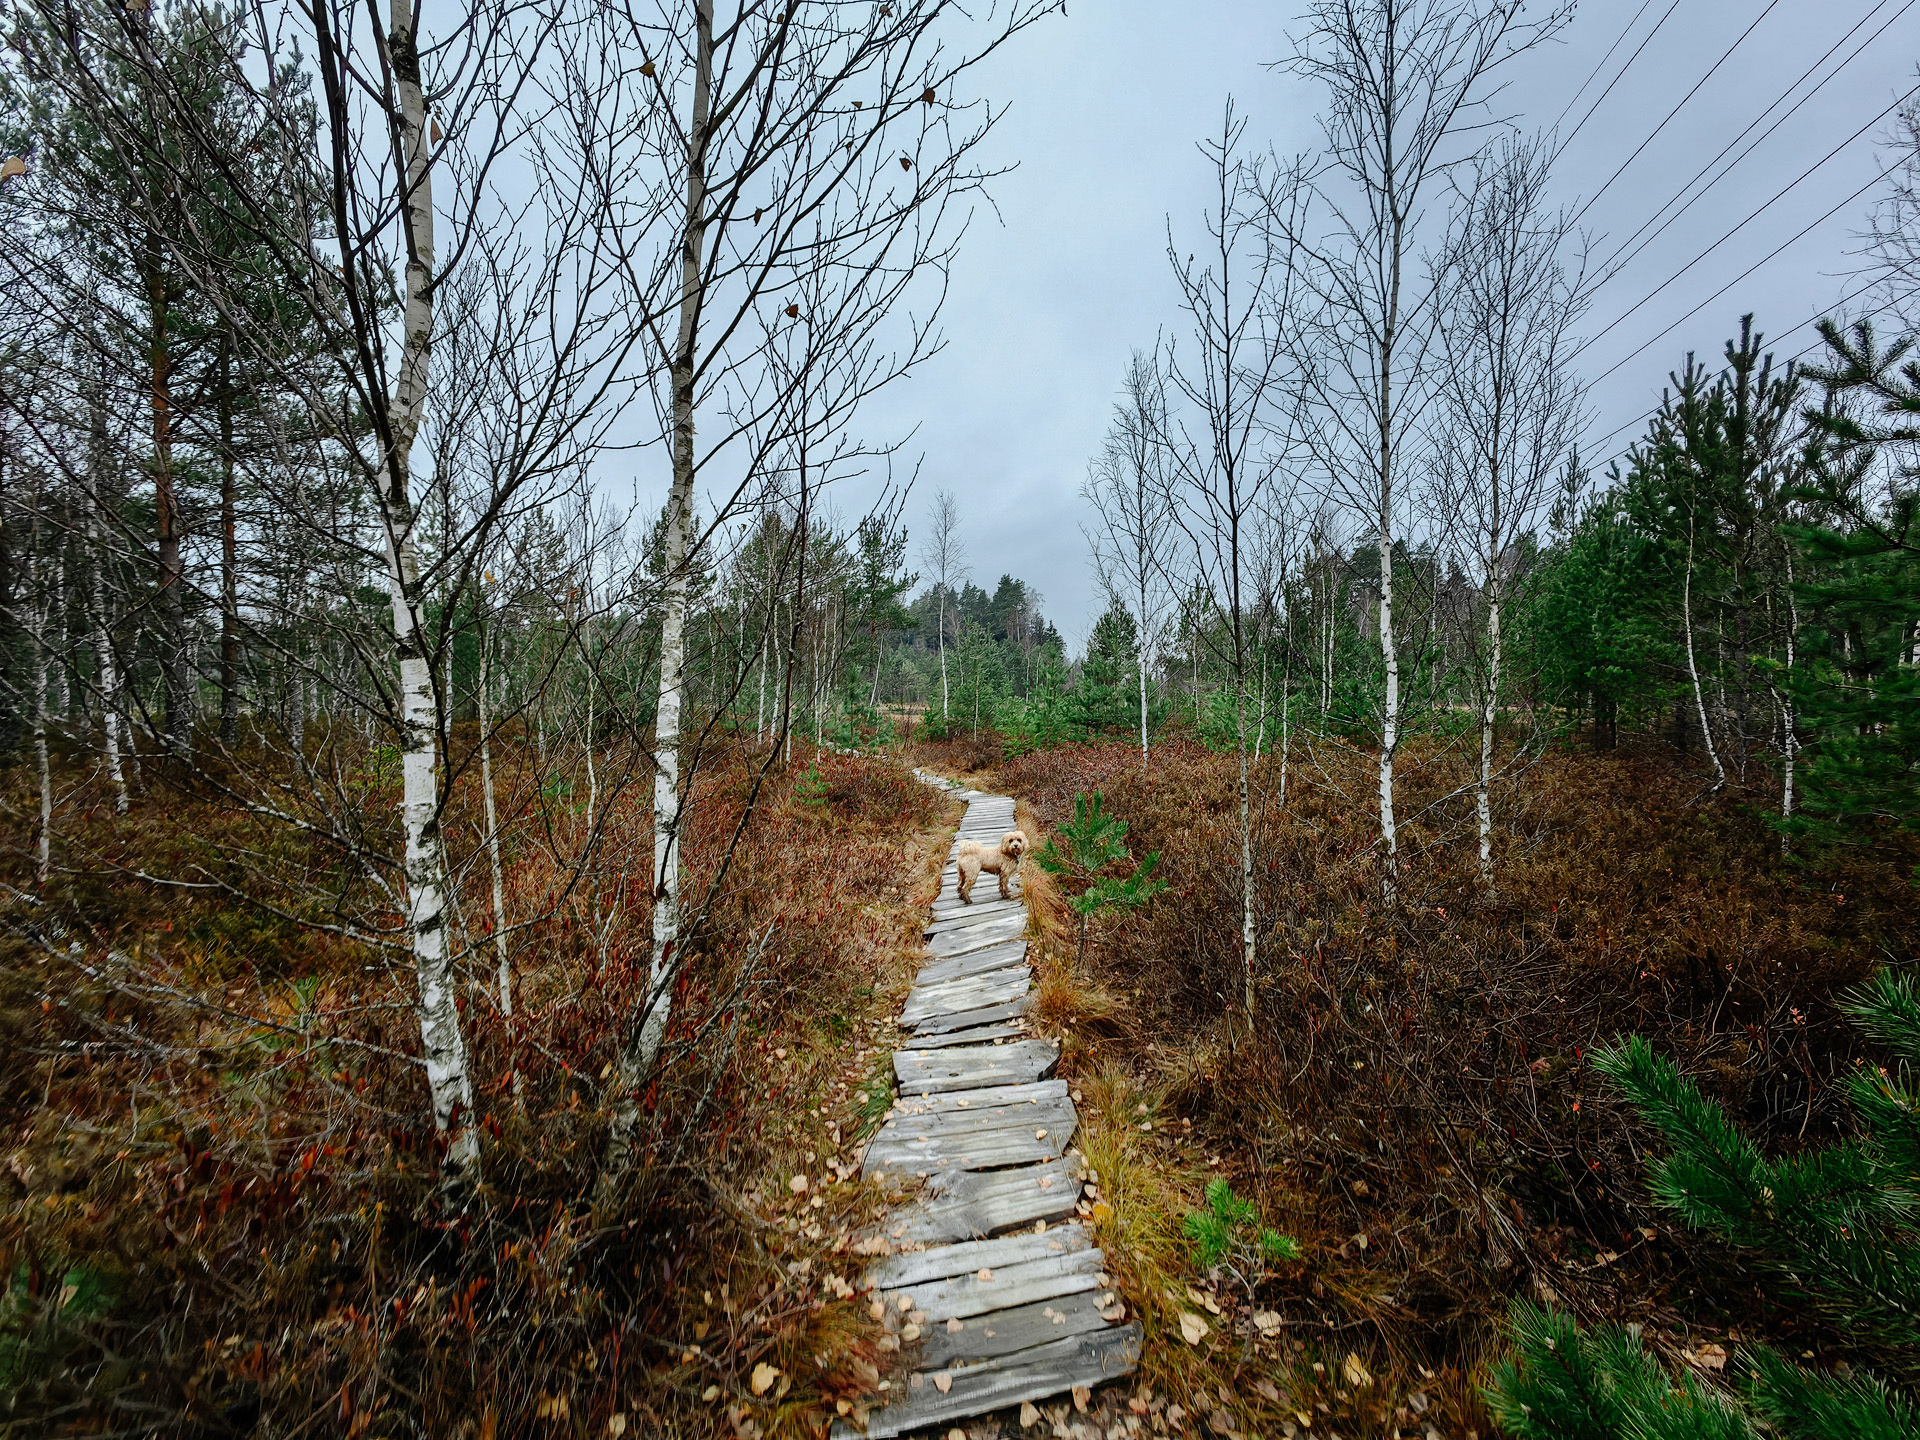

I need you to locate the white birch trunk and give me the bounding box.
[1683,523,1726,794]
[479,624,511,1012]
[1377,524,1400,907]
[938,593,949,719]
[382,0,477,1178]
[1778,548,1798,851]
[86,419,128,815]
[1476,594,1500,886]
[31,537,51,887]
[609,0,713,1167]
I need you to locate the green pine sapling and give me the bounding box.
[1033,791,1166,965]
[1182,1178,1301,1351]
[1484,969,1920,1438]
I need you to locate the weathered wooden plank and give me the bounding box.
[862,1126,1063,1177]
[831,1323,1142,1440]
[914,941,1029,988]
[915,1288,1114,1369]
[900,973,1031,1028]
[925,906,1029,940]
[926,903,1023,934]
[883,1247,1106,1322]
[892,1157,1083,1243]
[907,994,1033,1035]
[896,1022,1026,1050]
[928,904,1023,929]
[927,917,1027,953]
[876,1092,1076,1142]
[864,1223,1094,1291]
[894,1039,1058,1094]
[886,1077,1066,1118]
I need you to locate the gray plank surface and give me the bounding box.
[907,995,1033,1035]
[914,940,1029,988]
[900,973,1033,1028]
[832,1324,1142,1440]
[882,1247,1106,1321]
[893,1039,1058,1094]
[897,1022,1027,1050]
[892,1156,1084,1242]
[864,1223,1094,1290]
[915,1288,1115,1369]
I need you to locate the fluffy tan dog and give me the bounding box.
[955,830,1029,903]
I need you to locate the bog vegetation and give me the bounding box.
[0,0,1916,1437]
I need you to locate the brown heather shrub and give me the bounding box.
[989,730,1920,1430]
[0,735,947,1437]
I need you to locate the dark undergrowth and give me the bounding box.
[0,731,948,1438]
[915,726,1920,1437]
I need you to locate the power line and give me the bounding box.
[1584,278,1894,474]
[1550,0,1660,134]
[1550,0,1685,164]
[1568,0,1786,229]
[1586,161,1899,388]
[1590,0,1913,278]
[1571,84,1919,367]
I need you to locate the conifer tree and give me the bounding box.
[1486,970,1920,1437]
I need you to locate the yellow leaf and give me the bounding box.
[1342,1353,1373,1388]
[606,1416,627,1437]
[749,1362,780,1396]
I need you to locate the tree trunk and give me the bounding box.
[145,243,189,753]
[219,341,240,744]
[608,0,713,1173]
[938,591,949,719]
[479,618,511,1012]
[1683,521,1726,794]
[86,387,128,813]
[381,0,477,1182]
[1476,593,1500,886]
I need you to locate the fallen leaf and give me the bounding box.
[1179,1311,1210,1345]
[749,1363,780,1396]
[1342,1353,1373,1388]
[932,1372,953,1393]
[1685,1342,1729,1372]
[788,1175,808,1194]
[976,1267,994,1282]
[607,1415,627,1437]
[901,1323,921,1341]
[1253,1311,1283,1335]
[1019,1401,1042,1428]
[946,1317,964,1333]
[1072,1385,1092,1412]
[1253,1379,1282,1403]
[701,1385,720,1402]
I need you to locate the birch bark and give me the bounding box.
[380,0,477,1178]
[86,376,128,814]
[608,0,713,1166]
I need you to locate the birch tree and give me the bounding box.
[1163,104,1299,1022]
[1429,134,1588,886]
[599,0,1059,1178]
[920,488,968,722]
[1271,0,1571,906]
[1083,349,1181,761]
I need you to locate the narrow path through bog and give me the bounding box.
[834,774,1142,1439]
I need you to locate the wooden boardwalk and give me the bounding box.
[835,779,1141,1439]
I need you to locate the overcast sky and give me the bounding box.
[777,1,1920,649]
